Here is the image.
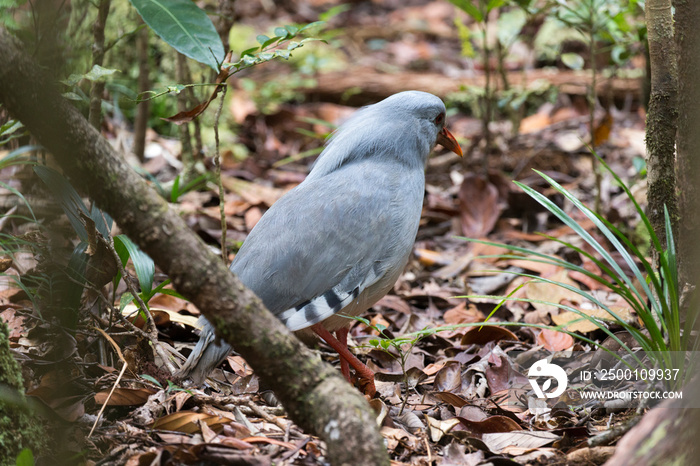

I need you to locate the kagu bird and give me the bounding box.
[178,91,462,396]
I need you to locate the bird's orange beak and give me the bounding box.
[436,127,463,157]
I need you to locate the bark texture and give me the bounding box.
[0,29,389,466]
[676,0,700,297]
[645,0,678,253]
[604,377,700,465]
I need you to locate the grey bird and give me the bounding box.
[178,91,462,396]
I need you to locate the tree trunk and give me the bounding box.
[0,29,389,466]
[676,0,700,301]
[645,0,679,259]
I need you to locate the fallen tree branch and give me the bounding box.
[0,28,389,466]
[299,67,641,105]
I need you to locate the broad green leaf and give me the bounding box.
[448,0,483,21]
[497,8,527,46]
[114,234,155,295]
[128,0,224,71]
[15,448,34,466]
[119,292,134,312]
[486,0,506,12]
[34,166,90,241]
[84,64,119,82]
[256,34,270,45]
[284,24,299,35]
[561,53,585,70]
[274,27,289,38]
[275,49,290,60]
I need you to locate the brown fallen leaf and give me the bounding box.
[152,410,235,434]
[551,305,634,333]
[94,387,156,406]
[525,269,582,316]
[458,174,502,238]
[461,326,519,346]
[452,415,521,438]
[481,430,560,454]
[536,329,574,351]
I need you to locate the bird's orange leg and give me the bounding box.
[311,323,376,397]
[335,327,351,381]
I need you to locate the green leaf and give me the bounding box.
[0,145,41,170]
[140,374,162,387]
[33,166,90,242]
[380,339,391,350]
[15,448,34,466]
[300,37,324,45]
[274,49,290,60]
[128,0,224,71]
[114,234,155,295]
[284,24,299,36]
[240,47,259,57]
[259,52,274,61]
[256,34,270,45]
[119,292,134,312]
[486,0,506,12]
[274,27,289,38]
[242,55,257,66]
[448,0,483,21]
[62,92,83,101]
[84,64,119,82]
[0,119,22,135]
[166,84,186,94]
[497,8,527,46]
[170,175,181,203]
[298,21,325,33]
[156,287,186,300]
[561,53,585,70]
[261,36,280,49]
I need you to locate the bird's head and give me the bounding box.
[309,91,462,178]
[377,91,462,159]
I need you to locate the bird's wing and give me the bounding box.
[231,160,424,331]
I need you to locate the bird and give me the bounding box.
[178,91,462,396]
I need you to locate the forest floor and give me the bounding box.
[0,1,660,465]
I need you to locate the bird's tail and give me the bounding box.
[177,316,232,385]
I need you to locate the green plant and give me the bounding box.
[113,234,184,314]
[550,0,643,211]
[140,374,190,394]
[449,0,557,143]
[460,155,696,389]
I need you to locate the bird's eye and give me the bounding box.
[434,113,445,126]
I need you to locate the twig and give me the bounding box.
[587,413,642,447]
[214,84,228,263]
[89,327,128,437]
